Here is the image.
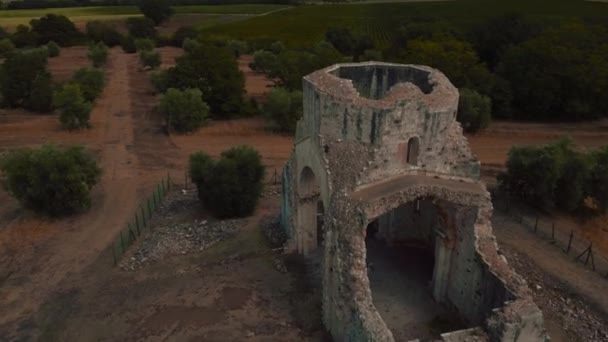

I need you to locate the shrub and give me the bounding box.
[72,67,105,102]
[251,50,279,73]
[227,40,249,57]
[23,71,53,112]
[139,49,161,69]
[164,43,246,119]
[85,20,123,47]
[135,38,155,51]
[46,41,60,57]
[189,146,265,218]
[1,48,49,108]
[0,144,101,216]
[171,26,198,47]
[30,14,82,46]
[457,88,491,133]
[54,83,93,130]
[589,147,608,212]
[150,69,169,93]
[182,37,200,53]
[121,35,137,54]
[139,0,174,26]
[159,88,209,133]
[127,17,157,39]
[11,24,38,48]
[325,27,373,61]
[87,42,108,67]
[0,38,15,57]
[263,87,302,133]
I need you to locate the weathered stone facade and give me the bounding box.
[280,62,547,341]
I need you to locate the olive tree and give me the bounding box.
[0,145,101,216]
[159,88,209,133]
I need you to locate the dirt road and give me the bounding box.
[0,49,140,336]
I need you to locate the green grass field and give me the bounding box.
[0,4,290,26]
[203,0,608,47]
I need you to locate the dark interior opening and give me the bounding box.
[364,201,465,340]
[329,64,434,100]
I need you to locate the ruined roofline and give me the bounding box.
[303,61,459,110]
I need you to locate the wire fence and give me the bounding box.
[492,191,608,279]
[111,173,172,266]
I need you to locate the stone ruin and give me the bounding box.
[280,62,547,341]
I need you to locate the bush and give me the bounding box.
[1,48,49,108]
[589,147,608,212]
[23,71,53,112]
[30,14,82,46]
[85,20,123,47]
[251,50,279,73]
[0,38,15,57]
[150,69,169,93]
[263,87,302,133]
[159,88,209,133]
[0,144,101,216]
[87,42,108,67]
[139,49,161,69]
[164,43,246,119]
[127,17,157,39]
[171,26,198,47]
[227,40,249,57]
[139,0,174,26]
[72,67,105,102]
[182,37,200,53]
[189,146,265,218]
[46,41,60,57]
[457,88,491,133]
[121,35,137,54]
[11,24,38,48]
[135,38,155,51]
[54,83,93,130]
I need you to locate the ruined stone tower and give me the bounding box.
[280,62,546,341]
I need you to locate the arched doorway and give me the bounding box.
[298,167,323,255]
[407,137,420,166]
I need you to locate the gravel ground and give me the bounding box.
[500,246,608,342]
[119,190,245,271]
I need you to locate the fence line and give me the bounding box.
[111,173,172,266]
[493,192,608,279]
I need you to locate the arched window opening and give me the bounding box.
[407,137,420,166]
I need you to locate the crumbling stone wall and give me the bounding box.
[280,62,547,341]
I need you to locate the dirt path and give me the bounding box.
[492,211,608,317]
[0,50,139,335]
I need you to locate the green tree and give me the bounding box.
[171,26,198,47]
[498,20,608,121]
[135,38,155,51]
[165,43,246,119]
[554,150,590,212]
[263,87,302,133]
[469,13,542,70]
[1,48,49,108]
[325,27,373,61]
[127,17,157,39]
[138,0,174,26]
[47,41,60,57]
[54,83,93,130]
[227,40,249,57]
[11,24,38,48]
[139,49,161,69]
[72,67,105,102]
[30,14,82,46]
[457,88,491,133]
[86,20,123,47]
[181,37,200,53]
[150,69,169,93]
[189,146,265,218]
[402,36,494,95]
[251,50,279,73]
[87,42,108,67]
[0,145,101,217]
[121,35,137,54]
[23,71,53,112]
[0,38,15,57]
[160,88,209,133]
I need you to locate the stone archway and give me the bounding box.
[297,166,322,255]
[407,137,420,166]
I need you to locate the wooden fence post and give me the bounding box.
[566,230,574,254]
